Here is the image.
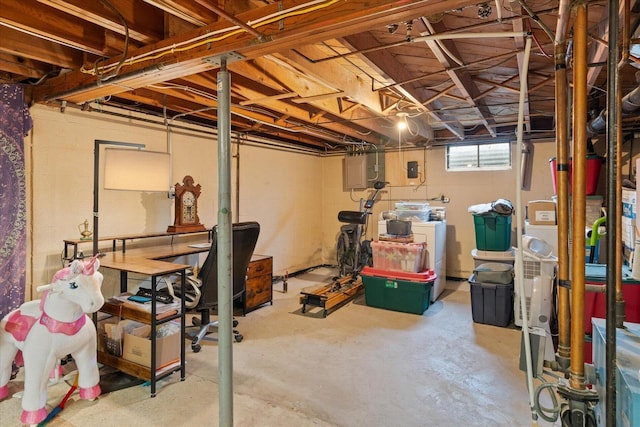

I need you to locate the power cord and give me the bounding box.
[534,380,560,423]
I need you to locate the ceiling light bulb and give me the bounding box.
[397,121,407,130]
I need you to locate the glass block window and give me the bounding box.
[446,142,511,171]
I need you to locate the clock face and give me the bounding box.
[183,191,195,207]
[182,191,196,223]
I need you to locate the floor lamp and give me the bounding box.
[93,140,170,256]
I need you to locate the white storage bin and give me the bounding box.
[471,247,516,268]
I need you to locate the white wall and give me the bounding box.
[24,104,560,301]
[27,105,324,298]
[321,141,558,279]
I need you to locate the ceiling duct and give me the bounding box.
[587,71,640,136]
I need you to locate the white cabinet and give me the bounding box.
[378,220,447,301]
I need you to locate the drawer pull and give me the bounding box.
[254,266,264,272]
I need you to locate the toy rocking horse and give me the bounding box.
[0,255,105,425]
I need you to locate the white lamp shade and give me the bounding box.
[104,148,170,192]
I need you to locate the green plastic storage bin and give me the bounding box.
[361,267,436,315]
[473,212,512,251]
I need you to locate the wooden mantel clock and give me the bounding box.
[168,175,207,233]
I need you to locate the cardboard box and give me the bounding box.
[97,315,122,356]
[623,189,638,266]
[585,196,604,226]
[123,323,180,369]
[527,200,556,225]
[623,216,636,249]
[551,195,602,226]
[623,188,637,220]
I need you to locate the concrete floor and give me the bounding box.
[0,267,560,426]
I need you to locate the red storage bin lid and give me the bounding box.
[361,266,437,282]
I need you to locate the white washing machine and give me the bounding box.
[378,220,446,301]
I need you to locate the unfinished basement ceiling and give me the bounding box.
[1,0,639,151]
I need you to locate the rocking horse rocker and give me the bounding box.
[0,255,105,425]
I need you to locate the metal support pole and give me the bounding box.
[217,58,234,427]
[606,0,621,424]
[554,40,571,370]
[514,36,537,422]
[616,0,627,330]
[569,1,587,392]
[557,6,600,422]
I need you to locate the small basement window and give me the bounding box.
[446,142,511,171]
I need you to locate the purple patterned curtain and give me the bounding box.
[0,84,32,319]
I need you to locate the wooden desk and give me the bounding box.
[97,239,273,395]
[101,242,273,312]
[63,229,212,260]
[100,242,211,293]
[99,253,190,397]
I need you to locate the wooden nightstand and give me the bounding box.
[244,254,273,313]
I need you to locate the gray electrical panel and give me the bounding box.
[343,150,385,190]
[344,155,368,189]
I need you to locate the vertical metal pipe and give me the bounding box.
[234,134,240,223]
[217,58,234,427]
[513,36,537,420]
[554,40,571,369]
[616,0,628,329]
[554,0,572,373]
[93,140,100,257]
[569,2,587,391]
[606,0,621,423]
[622,0,629,66]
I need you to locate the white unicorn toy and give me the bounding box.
[0,255,105,425]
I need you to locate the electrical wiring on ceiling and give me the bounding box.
[80,0,341,79]
[92,0,130,82]
[142,77,384,146]
[25,0,579,150]
[526,18,552,58]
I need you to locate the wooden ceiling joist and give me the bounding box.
[37,0,165,43]
[343,31,463,139]
[239,92,298,106]
[0,26,84,69]
[32,0,470,102]
[418,19,496,137]
[141,0,219,27]
[7,0,624,150]
[421,84,456,106]
[0,52,46,80]
[231,55,397,141]
[0,0,121,56]
[291,91,346,104]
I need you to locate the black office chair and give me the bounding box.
[183,221,260,353]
